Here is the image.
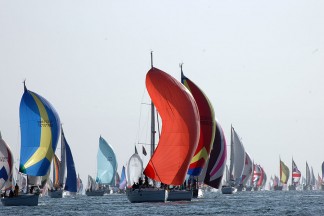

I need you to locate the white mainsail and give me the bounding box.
[229,126,246,185]
[126,153,143,187]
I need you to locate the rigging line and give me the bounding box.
[156,109,161,139]
[135,87,147,146]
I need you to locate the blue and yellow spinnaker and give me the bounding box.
[19,84,60,176]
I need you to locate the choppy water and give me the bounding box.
[1,190,324,215]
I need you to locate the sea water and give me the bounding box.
[1,190,324,215]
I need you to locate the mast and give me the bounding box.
[150,51,155,157]
[291,157,293,186]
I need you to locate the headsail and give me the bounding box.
[306,162,310,186]
[64,137,77,193]
[52,154,61,188]
[143,67,200,185]
[119,166,127,190]
[181,70,216,176]
[280,160,289,184]
[0,132,14,190]
[241,152,253,186]
[292,159,301,185]
[19,84,60,176]
[203,120,227,189]
[97,136,117,185]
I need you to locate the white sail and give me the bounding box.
[229,126,246,184]
[126,153,143,187]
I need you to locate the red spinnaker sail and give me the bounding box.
[143,67,200,185]
[181,72,216,176]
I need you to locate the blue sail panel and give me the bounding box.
[97,136,117,185]
[64,139,77,193]
[19,87,60,176]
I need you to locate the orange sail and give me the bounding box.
[143,67,200,185]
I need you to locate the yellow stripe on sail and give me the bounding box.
[190,147,209,163]
[23,93,53,169]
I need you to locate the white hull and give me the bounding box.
[1,194,39,206]
[167,190,192,201]
[221,186,234,194]
[126,188,167,203]
[85,190,104,196]
[48,189,63,198]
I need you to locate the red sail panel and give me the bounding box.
[181,72,216,176]
[143,67,200,185]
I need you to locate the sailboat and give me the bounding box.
[95,136,117,194]
[201,120,227,191]
[321,162,324,191]
[288,159,301,190]
[62,135,77,197]
[222,126,245,194]
[0,132,14,195]
[303,162,311,190]
[180,65,216,199]
[126,59,200,203]
[274,159,289,191]
[49,128,66,198]
[118,166,126,193]
[49,128,77,197]
[86,175,104,196]
[86,136,116,196]
[77,174,83,195]
[240,152,253,191]
[2,83,60,206]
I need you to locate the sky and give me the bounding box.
[0,0,323,187]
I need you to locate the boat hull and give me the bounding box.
[236,185,244,192]
[167,190,192,201]
[288,185,296,191]
[48,189,63,198]
[192,188,198,198]
[221,186,234,194]
[274,186,283,191]
[1,194,39,206]
[86,190,104,196]
[245,186,252,191]
[126,188,166,203]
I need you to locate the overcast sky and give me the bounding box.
[0,0,323,186]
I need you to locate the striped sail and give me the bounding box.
[280,160,289,184]
[19,84,60,176]
[64,138,77,193]
[257,166,265,187]
[241,152,253,186]
[52,154,60,188]
[253,164,261,186]
[97,136,117,185]
[127,153,143,187]
[181,70,216,176]
[292,159,301,185]
[0,132,14,190]
[203,120,227,189]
